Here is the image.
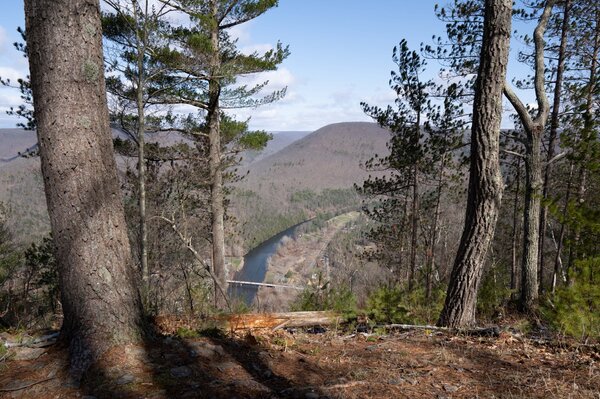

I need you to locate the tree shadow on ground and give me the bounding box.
[77,324,326,399]
[443,339,594,398]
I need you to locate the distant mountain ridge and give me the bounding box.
[238,121,390,195]
[241,131,311,166]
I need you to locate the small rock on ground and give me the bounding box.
[170,365,192,378]
[115,374,135,385]
[12,347,47,361]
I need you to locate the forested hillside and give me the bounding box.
[0,130,47,243]
[232,122,390,248]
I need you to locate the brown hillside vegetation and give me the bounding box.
[241,131,311,166]
[238,122,389,201]
[1,326,598,398]
[0,130,48,243]
[0,130,37,161]
[232,122,390,248]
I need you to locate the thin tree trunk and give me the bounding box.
[567,167,587,282]
[133,0,149,303]
[511,158,521,296]
[427,154,447,299]
[208,0,227,307]
[24,0,144,378]
[538,0,571,295]
[438,0,512,328]
[397,195,409,283]
[552,162,573,292]
[181,266,195,314]
[503,0,555,312]
[520,128,542,311]
[408,114,421,292]
[567,11,599,282]
[409,164,419,291]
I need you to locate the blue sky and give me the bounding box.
[0,1,534,131]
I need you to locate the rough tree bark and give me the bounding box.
[511,158,521,296]
[438,0,512,328]
[503,0,555,312]
[208,0,228,307]
[24,0,144,378]
[133,0,150,300]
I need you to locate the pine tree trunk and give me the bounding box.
[427,158,446,299]
[409,165,419,291]
[396,196,409,282]
[504,0,555,312]
[552,163,573,292]
[208,0,227,308]
[567,15,599,283]
[24,0,144,378]
[538,0,570,296]
[438,0,511,328]
[520,128,542,311]
[511,158,521,296]
[567,167,587,282]
[134,1,149,302]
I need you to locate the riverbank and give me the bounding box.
[255,212,360,311]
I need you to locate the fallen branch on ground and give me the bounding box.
[0,377,55,392]
[382,324,500,337]
[321,381,369,390]
[3,331,60,348]
[218,311,341,331]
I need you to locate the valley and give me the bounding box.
[0,122,389,312]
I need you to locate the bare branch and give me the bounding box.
[501,148,526,158]
[546,151,567,165]
[154,215,232,312]
[532,0,556,124]
[503,84,534,131]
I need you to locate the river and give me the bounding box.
[228,220,310,305]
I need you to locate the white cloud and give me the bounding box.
[0,112,20,128]
[228,23,252,45]
[0,89,23,108]
[260,68,295,90]
[365,86,397,105]
[230,87,372,132]
[0,26,7,52]
[236,67,295,94]
[240,43,273,56]
[0,66,26,84]
[227,22,277,59]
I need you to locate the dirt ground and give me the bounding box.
[1,324,598,399]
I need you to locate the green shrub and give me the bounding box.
[366,285,409,324]
[366,285,445,325]
[198,326,226,339]
[291,285,357,319]
[542,257,600,341]
[176,327,199,338]
[476,262,512,320]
